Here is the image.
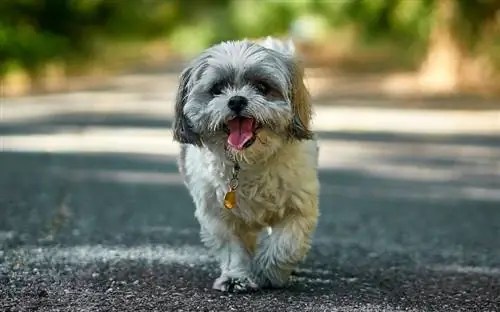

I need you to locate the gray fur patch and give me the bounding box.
[178,144,189,185]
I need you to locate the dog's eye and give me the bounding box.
[210,83,224,96]
[255,82,270,95]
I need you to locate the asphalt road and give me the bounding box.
[1,71,500,312]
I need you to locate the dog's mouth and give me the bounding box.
[223,117,261,150]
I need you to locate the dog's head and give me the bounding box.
[172,38,313,163]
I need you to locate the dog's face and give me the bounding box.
[173,40,312,163]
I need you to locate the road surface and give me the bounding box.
[1,70,500,312]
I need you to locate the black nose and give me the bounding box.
[227,96,248,114]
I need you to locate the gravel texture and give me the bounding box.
[1,72,499,312]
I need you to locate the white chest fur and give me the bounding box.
[183,140,320,229]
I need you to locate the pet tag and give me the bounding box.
[223,164,240,209]
[223,189,236,209]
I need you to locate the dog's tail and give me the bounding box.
[257,36,296,57]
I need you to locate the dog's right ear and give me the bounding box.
[172,66,202,146]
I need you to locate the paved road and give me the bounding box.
[1,71,500,312]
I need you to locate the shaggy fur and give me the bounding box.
[173,37,320,292]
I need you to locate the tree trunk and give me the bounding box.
[460,18,499,93]
[418,0,463,93]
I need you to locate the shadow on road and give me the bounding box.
[313,90,500,111]
[0,112,173,136]
[1,108,500,311]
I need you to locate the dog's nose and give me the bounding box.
[227,96,248,114]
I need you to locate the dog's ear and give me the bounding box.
[172,66,202,146]
[287,60,314,141]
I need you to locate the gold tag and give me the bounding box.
[223,163,239,209]
[224,190,236,209]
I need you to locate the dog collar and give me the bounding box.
[223,163,240,209]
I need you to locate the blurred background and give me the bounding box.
[1,1,500,310]
[1,0,500,97]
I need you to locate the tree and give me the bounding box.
[316,0,500,93]
[418,0,500,92]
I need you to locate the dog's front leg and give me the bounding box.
[253,211,318,288]
[196,212,257,292]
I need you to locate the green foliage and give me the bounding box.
[0,0,178,76]
[454,0,500,51]
[0,0,498,78]
[313,0,435,44]
[168,0,316,55]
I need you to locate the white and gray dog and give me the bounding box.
[173,37,320,293]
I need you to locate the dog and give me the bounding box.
[173,36,320,292]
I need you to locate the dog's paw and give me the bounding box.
[251,263,291,290]
[212,275,259,293]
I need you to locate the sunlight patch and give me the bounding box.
[50,168,183,185]
[429,264,500,276]
[12,244,212,266]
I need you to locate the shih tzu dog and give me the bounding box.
[173,36,320,292]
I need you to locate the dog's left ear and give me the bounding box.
[287,60,314,141]
[172,66,203,146]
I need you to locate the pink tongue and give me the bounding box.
[227,117,255,150]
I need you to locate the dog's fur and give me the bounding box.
[173,37,320,292]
